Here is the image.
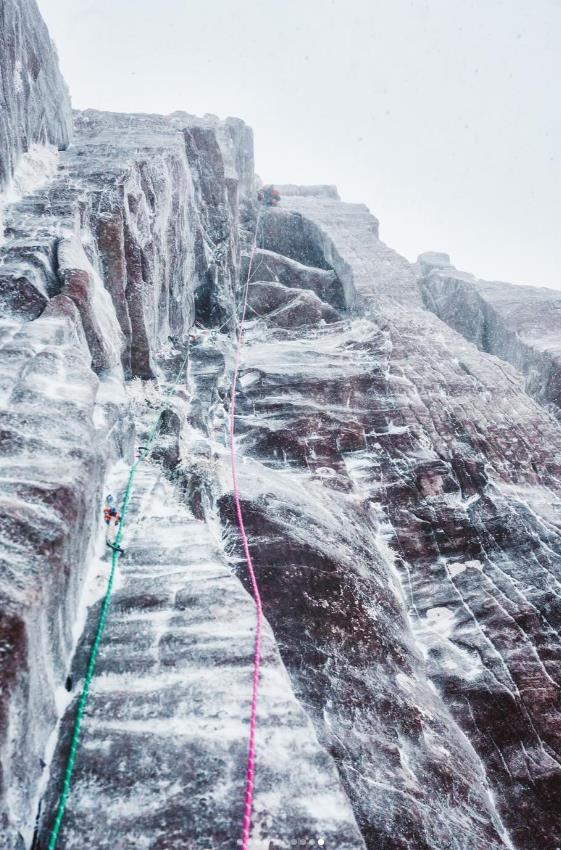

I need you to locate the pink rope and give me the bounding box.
[230,217,263,850]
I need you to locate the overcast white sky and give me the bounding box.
[38,0,561,289]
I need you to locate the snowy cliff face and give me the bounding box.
[238,197,561,849]
[3,5,561,849]
[419,254,561,416]
[0,103,253,848]
[0,0,72,190]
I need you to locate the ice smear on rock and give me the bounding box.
[0,0,71,192]
[419,254,561,416]
[38,466,366,850]
[0,144,59,240]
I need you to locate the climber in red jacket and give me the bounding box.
[103,494,125,554]
[257,185,281,206]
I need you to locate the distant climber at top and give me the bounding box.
[103,495,125,554]
[257,185,281,206]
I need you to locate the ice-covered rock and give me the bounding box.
[240,192,561,849]
[57,234,125,373]
[276,184,341,200]
[38,465,365,850]
[0,87,253,849]
[242,248,345,309]
[212,268,513,847]
[420,260,561,414]
[416,251,454,276]
[3,3,561,848]
[246,280,341,327]
[0,315,115,849]
[0,0,71,190]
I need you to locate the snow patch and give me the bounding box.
[396,672,416,693]
[239,370,260,389]
[387,420,409,435]
[13,59,24,94]
[0,144,58,242]
[447,559,484,578]
[448,562,467,578]
[425,607,455,637]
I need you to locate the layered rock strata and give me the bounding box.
[234,191,561,849]
[39,463,364,850]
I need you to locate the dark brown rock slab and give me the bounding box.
[243,247,345,309]
[0,265,49,319]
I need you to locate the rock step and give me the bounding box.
[241,247,345,310]
[247,281,341,328]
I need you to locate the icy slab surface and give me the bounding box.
[2,12,561,841]
[416,251,453,275]
[275,184,341,200]
[39,464,365,850]
[170,243,514,846]
[0,144,59,242]
[0,108,253,374]
[213,312,511,850]
[258,198,417,311]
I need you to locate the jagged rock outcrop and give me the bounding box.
[0,0,72,189]
[246,280,341,327]
[418,254,561,414]
[242,248,345,309]
[2,4,561,849]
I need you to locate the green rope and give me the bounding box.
[47,341,191,849]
